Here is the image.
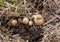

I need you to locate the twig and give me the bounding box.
[42,22,60,42]
[43,16,57,25]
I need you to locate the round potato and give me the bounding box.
[32,14,44,26]
[22,17,29,24]
[11,20,17,26]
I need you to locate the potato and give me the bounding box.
[22,17,29,24]
[29,21,33,26]
[32,14,44,26]
[18,18,22,23]
[11,20,17,26]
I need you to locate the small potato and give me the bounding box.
[29,21,33,26]
[32,14,44,26]
[22,17,29,24]
[18,18,22,23]
[11,20,17,26]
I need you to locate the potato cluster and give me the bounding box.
[10,13,44,26]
